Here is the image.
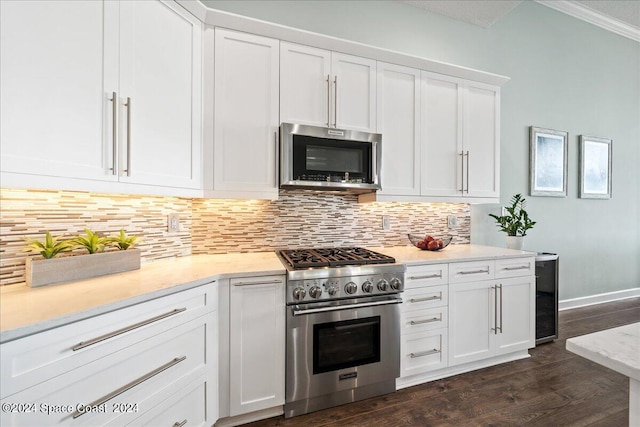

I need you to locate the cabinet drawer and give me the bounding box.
[405,264,448,289]
[495,257,535,279]
[401,306,448,334]
[402,285,448,311]
[1,285,214,399]
[449,260,494,283]
[1,316,207,427]
[400,329,448,377]
[127,377,207,427]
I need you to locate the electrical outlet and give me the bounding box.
[447,215,458,229]
[168,214,180,233]
[382,215,391,231]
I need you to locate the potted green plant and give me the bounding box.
[488,193,536,250]
[23,229,141,288]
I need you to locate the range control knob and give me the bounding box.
[327,285,339,296]
[390,277,402,290]
[309,286,323,299]
[377,279,389,292]
[344,281,358,295]
[293,287,306,300]
[362,280,374,293]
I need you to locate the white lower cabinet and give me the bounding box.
[399,257,535,387]
[226,275,286,417]
[400,264,449,379]
[448,260,535,367]
[0,285,217,427]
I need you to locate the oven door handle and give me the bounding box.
[291,297,403,316]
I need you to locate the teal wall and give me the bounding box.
[202,0,640,301]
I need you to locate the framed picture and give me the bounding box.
[579,135,612,199]
[529,126,568,197]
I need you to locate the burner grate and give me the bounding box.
[277,247,395,270]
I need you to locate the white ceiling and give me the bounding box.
[401,0,640,41]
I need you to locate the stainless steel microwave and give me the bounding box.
[280,123,382,193]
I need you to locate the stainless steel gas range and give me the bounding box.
[276,247,405,418]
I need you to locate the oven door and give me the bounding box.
[286,295,401,404]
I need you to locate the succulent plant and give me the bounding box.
[109,229,140,250]
[71,228,111,254]
[23,231,72,259]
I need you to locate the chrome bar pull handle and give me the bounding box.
[410,316,441,325]
[72,308,187,351]
[173,420,187,427]
[409,294,441,303]
[491,285,498,334]
[409,349,440,358]
[233,279,283,287]
[409,273,442,280]
[72,356,186,419]
[123,97,132,176]
[458,269,489,275]
[333,75,338,128]
[465,150,470,193]
[292,297,402,316]
[274,131,278,186]
[498,284,503,333]
[326,74,331,126]
[503,265,530,271]
[109,92,117,175]
[459,151,464,193]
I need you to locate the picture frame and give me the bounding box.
[529,126,568,197]
[579,135,612,199]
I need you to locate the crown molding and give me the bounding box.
[536,0,640,43]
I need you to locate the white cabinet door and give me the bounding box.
[229,276,285,416]
[0,0,118,182]
[214,29,279,198]
[448,281,494,366]
[496,276,535,355]
[118,0,202,189]
[464,83,499,198]
[377,62,421,196]
[332,53,377,132]
[421,72,500,200]
[280,42,331,127]
[421,72,462,197]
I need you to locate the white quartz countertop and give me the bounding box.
[371,243,536,265]
[566,322,640,382]
[0,244,534,343]
[0,252,285,343]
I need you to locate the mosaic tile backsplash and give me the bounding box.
[0,188,470,286]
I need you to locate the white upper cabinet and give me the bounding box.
[421,71,500,200]
[280,42,376,132]
[0,0,202,195]
[118,1,202,189]
[213,28,279,199]
[0,1,118,183]
[376,62,421,196]
[280,43,331,127]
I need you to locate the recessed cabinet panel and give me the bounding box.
[0,0,117,181]
[377,62,421,196]
[214,29,279,196]
[280,42,331,127]
[119,0,202,188]
[229,276,285,416]
[421,73,462,197]
[497,276,535,354]
[464,85,499,198]
[332,53,377,132]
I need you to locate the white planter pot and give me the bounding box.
[25,249,141,287]
[505,236,524,250]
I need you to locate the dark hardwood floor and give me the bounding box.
[248,297,640,427]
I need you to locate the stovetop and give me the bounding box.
[277,247,396,270]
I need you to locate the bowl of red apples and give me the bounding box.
[408,234,452,251]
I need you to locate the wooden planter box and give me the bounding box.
[25,249,141,287]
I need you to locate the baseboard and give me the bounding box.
[214,406,283,427]
[559,287,640,311]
